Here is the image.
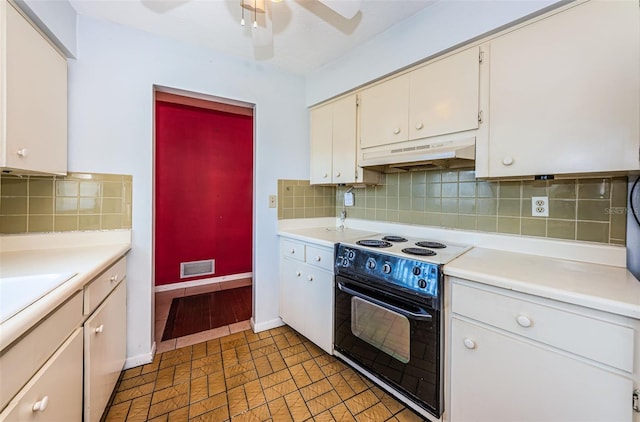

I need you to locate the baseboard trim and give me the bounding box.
[251,317,285,333]
[124,342,156,369]
[154,272,253,292]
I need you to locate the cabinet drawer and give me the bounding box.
[281,239,305,262]
[451,282,635,372]
[305,245,333,271]
[0,292,82,411]
[83,257,126,315]
[0,328,83,421]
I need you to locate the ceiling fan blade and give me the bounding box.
[316,0,361,19]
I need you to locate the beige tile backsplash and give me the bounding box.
[277,179,336,219]
[279,169,628,245]
[0,172,132,234]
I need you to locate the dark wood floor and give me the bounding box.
[162,286,252,341]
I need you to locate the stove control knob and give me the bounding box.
[412,266,421,276]
[347,250,356,260]
[418,279,427,289]
[382,263,392,274]
[366,258,376,270]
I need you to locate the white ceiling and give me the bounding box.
[68,0,437,75]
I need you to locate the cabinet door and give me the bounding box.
[304,268,333,354]
[3,2,67,175]
[484,0,640,178]
[359,75,409,149]
[310,103,333,184]
[450,317,632,422]
[331,95,357,184]
[279,257,305,334]
[84,281,127,422]
[0,329,83,422]
[409,46,480,140]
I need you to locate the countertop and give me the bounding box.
[445,248,640,319]
[278,226,379,248]
[0,231,131,350]
[278,222,640,320]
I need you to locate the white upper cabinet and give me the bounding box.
[310,94,381,185]
[359,75,410,149]
[0,1,67,175]
[409,46,480,140]
[359,46,482,151]
[476,0,640,178]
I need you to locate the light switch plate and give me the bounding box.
[532,196,549,217]
[268,195,277,208]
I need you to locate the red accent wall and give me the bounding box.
[154,100,253,286]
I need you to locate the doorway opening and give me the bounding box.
[153,90,254,353]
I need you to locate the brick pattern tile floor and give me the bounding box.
[103,325,426,421]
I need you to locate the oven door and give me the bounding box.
[334,275,442,417]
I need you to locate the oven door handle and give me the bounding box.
[337,282,433,321]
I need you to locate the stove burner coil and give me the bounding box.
[415,241,447,249]
[382,236,408,242]
[356,240,393,248]
[402,247,437,256]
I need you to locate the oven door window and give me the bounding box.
[351,296,410,364]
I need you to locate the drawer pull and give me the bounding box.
[296,272,301,277]
[393,127,401,135]
[290,249,295,254]
[308,275,313,281]
[95,324,105,334]
[110,274,118,282]
[32,396,49,412]
[315,256,322,262]
[463,338,476,350]
[516,315,532,328]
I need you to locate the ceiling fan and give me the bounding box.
[241,0,362,49]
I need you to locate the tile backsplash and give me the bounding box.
[277,179,336,219]
[0,172,132,234]
[279,169,628,245]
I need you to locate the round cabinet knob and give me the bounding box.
[32,396,49,412]
[463,338,476,350]
[516,315,532,328]
[315,256,321,262]
[323,173,328,179]
[308,275,313,281]
[382,263,392,274]
[295,271,301,277]
[393,128,401,135]
[110,274,118,282]
[415,123,424,130]
[290,249,295,254]
[16,148,29,158]
[502,156,514,166]
[95,324,104,334]
[335,172,341,178]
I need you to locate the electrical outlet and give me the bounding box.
[268,195,277,208]
[531,196,549,217]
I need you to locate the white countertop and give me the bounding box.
[446,248,640,319]
[278,219,640,320]
[0,231,131,350]
[278,226,379,248]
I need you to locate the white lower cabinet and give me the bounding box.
[449,277,638,422]
[84,280,127,422]
[279,238,334,353]
[0,328,83,421]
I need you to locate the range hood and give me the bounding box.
[359,136,476,173]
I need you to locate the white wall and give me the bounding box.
[306,0,561,106]
[68,16,308,365]
[18,0,77,57]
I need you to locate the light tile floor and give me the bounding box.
[103,325,424,421]
[155,279,253,354]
